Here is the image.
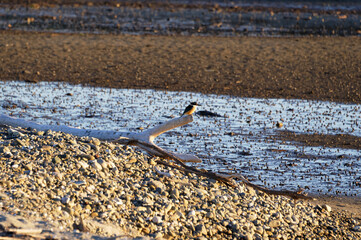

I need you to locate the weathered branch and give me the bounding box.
[125,138,312,199]
[1,113,311,200]
[218,173,312,200]
[115,138,236,187]
[0,113,200,162]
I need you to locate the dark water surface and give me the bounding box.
[0,0,360,36]
[2,81,361,196]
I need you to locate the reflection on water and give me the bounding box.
[1,81,361,195]
[0,1,360,36]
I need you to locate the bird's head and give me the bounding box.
[191,102,201,106]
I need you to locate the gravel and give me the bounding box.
[0,125,360,239]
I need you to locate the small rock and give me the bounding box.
[78,161,89,169]
[15,138,26,147]
[137,206,147,212]
[3,151,12,158]
[248,213,257,221]
[175,211,185,219]
[52,156,61,164]
[24,163,33,171]
[7,128,23,138]
[76,154,94,160]
[90,160,103,171]
[128,157,137,164]
[0,146,10,153]
[164,203,173,214]
[269,219,281,228]
[42,145,52,151]
[255,226,264,235]
[97,158,108,168]
[188,210,196,218]
[92,138,101,146]
[61,196,70,204]
[353,226,361,232]
[171,189,180,199]
[322,204,332,212]
[36,131,44,136]
[195,223,207,236]
[152,216,162,224]
[149,180,165,190]
[73,180,86,186]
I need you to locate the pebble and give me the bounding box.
[187,210,196,218]
[152,216,162,224]
[322,204,332,212]
[90,160,102,171]
[269,219,281,228]
[149,180,165,190]
[78,161,89,169]
[0,126,360,239]
[353,226,361,232]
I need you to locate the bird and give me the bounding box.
[181,102,201,116]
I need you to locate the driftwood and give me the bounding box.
[113,137,236,187]
[218,173,312,200]
[0,113,200,162]
[0,113,310,200]
[115,137,311,199]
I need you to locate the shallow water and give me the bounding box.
[0,1,360,36]
[1,81,361,196]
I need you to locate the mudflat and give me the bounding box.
[1,31,360,104]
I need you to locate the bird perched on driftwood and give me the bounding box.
[181,102,201,116]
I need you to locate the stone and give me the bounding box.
[188,210,196,218]
[15,138,26,147]
[78,161,89,169]
[7,128,23,138]
[152,216,162,224]
[353,226,361,232]
[248,213,258,221]
[269,219,281,228]
[171,189,180,199]
[90,160,103,171]
[92,138,101,146]
[0,146,10,153]
[149,180,165,190]
[61,196,70,204]
[128,157,137,163]
[53,156,61,164]
[322,204,332,212]
[195,224,207,236]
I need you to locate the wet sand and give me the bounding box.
[1,30,361,219]
[277,131,361,150]
[1,31,360,104]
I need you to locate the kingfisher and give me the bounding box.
[181,102,201,116]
